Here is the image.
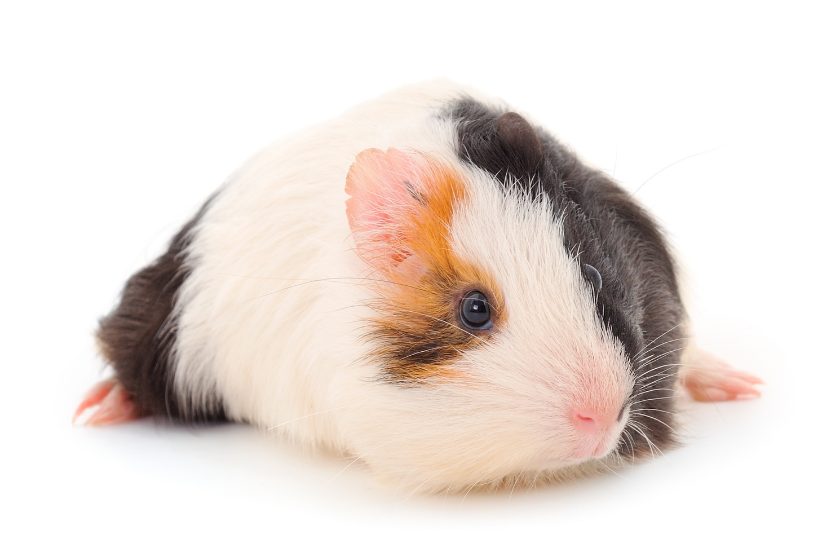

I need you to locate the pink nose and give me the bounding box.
[571,410,607,434]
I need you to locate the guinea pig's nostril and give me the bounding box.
[617,403,628,422]
[572,412,599,434]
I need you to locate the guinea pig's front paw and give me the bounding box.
[73,379,145,426]
[681,349,764,402]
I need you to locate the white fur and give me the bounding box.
[172,80,634,492]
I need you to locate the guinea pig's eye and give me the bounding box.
[459,291,493,330]
[583,264,602,292]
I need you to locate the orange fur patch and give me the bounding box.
[346,150,505,382]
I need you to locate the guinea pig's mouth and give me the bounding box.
[536,453,611,472]
[572,437,617,460]
[538,427,625,470]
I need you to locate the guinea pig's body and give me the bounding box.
[79,80,762,492]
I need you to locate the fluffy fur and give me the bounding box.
[97,80,686,493]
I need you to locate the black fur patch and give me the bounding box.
[446,99,685,456]
[496,112,544,176]
[97,199,226,422]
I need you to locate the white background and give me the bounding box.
[2,1,838,558]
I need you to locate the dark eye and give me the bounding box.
[583,264,602,292]
[459,291,493,330]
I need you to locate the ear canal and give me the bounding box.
[496,112,543,175]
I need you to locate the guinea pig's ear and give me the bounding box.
[497,112,543,176]
[345,148,429,273]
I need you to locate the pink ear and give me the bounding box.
[345,148,426,269]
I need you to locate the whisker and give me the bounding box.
[630,395,676,403]
[323,436,409,488]
[637,373,679,388]
[635,375,680,392]
[400,345,455,360]
[395,309,486,343]
[405,473,440,500]
[635,337,691,364]
[629,387,678,401]
[460,479,482,506]
[638,366,682,380]
[246,275,436,301]
[509,472,524,502]
[630,421,667,458]
[633,412,678,434]
[637,346,689,368]
[632,321,687,360]
[641,362,688,375]
[633,408,677,416]
[267,405,354,430]
[628,148,720,199]
[527,471,541,493]
[597,459,627,480]
[627,422,657,457]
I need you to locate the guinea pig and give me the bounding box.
[75,79,763,493]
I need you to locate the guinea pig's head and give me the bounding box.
[342,109,683,492]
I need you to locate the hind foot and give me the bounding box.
[73,379,146,426]
[682,349,764,402]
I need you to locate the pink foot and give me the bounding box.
[73,379,146,426]
[682,349,764,402]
